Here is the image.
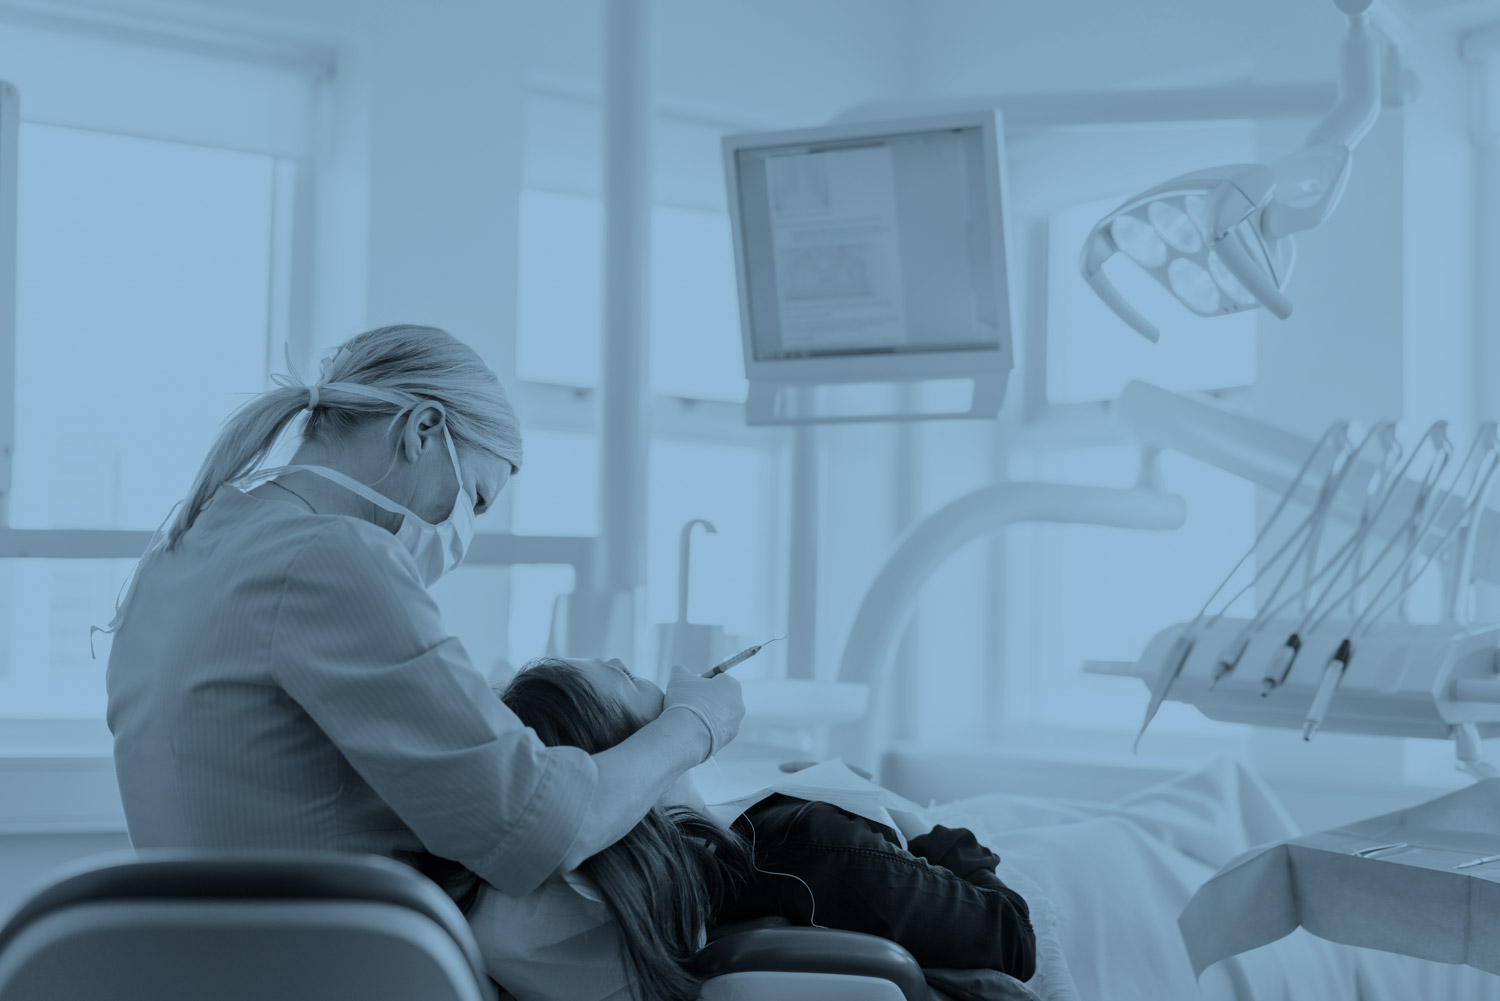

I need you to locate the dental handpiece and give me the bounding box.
[702,636,785,678]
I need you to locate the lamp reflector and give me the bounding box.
[1184,193,1213,239]
[1149,200,1202,254]
[1167,258,1221,314]
[1110,214,1167,268]
[1208,251,1257,307]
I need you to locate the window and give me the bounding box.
[0,560,134,719]
[515,190,602,390]
[650,206,746,403]
[503,428,601,675]
[12,125,277,529]
[509,429,602,537]
[0,20,321,720]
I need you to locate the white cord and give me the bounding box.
[1309,427,1480,636]
[1190,424,1351,628]
[1446,423,1500,624]
[1347,434,1405,617]
[1209,424,1391,681]
[1225,424,1387,637]
[703,757,825,929]
[1265,423,1450,637]
[738,812,824,929]
[1352,449,1500,635]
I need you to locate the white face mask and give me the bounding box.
[258,424,476,588]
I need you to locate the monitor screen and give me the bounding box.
[731,121,1005,364]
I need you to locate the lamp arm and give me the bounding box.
[1305,8,1383,151]
[1260,7,1382,240]
[1261,144,1352,239]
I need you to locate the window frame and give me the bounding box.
[0,20,328,735]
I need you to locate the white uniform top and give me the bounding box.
[105,485,598,900]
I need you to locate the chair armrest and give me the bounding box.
[690,927,930,1001]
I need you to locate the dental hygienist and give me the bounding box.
[103,324,744,902]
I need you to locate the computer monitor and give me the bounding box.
[723,110,1013,424]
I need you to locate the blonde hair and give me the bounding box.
[164,324,523,551]
[96,325,521,640]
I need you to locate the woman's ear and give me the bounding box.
[400,404,447,460]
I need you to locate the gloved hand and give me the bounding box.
[663,665,744,761]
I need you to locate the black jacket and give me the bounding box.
[716,794,1037,985]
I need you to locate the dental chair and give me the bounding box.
[0,852,936,1001]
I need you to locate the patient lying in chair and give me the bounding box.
[465,657,1035,1001]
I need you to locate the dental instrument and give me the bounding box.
[1302,640,1351,741]
[1202,423,1384,686]
[1238,423,1397,688]
[1303,438,1500,740]
[1134,421,1404,747]
[703,636,785,678]
[1451,853,1500,870]
[1091,385,1500,752]
[1134,424,1351,748]
[1277,430,1450,719]
[1255,423,1452,696]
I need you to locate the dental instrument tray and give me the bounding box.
[1180,777,1500,977]
[1087,618,1500,739]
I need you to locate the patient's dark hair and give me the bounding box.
[499,659,751,1001]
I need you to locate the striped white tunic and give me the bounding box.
[106,485,597,898]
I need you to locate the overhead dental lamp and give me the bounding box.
[1080,0,1400,343]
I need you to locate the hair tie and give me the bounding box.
[306,385,320,410]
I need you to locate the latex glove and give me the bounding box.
[661,769,710,815]
[663,665,744,761]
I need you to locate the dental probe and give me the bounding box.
[703,636,785,678]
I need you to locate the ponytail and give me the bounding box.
[165,385,311,552]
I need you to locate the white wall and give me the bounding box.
[523,0,914,126]
[908,0,1364,95]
